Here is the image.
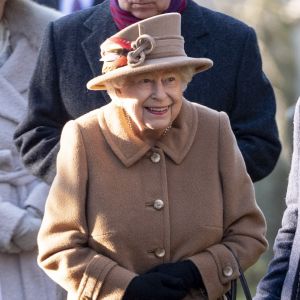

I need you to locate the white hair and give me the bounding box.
[105,66,195,98]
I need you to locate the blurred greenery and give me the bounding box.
[194,0,300,297]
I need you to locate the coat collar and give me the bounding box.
[82,0,117,102]
[98,99,198,167]
[82,0,117,78]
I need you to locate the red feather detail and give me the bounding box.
[109,37,132,50]
[116,56,128,67]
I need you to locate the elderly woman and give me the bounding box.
[38,13,268,300]
[0,0,65,299]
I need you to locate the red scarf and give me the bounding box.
[110,0,187,30]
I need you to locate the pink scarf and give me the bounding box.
[110,0,187,30]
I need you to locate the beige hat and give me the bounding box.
[87,13,213,90]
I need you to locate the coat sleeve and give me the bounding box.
[253,99,300,300]
[37,120,136,300]
[0,201,26,253]
[24,181,50,217]
[189,112,268,299]
[14,22,65,185]
[229,27,281,182]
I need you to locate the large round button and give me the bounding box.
[154,248,166,258]
[150,152,161,163]
[153,199,164,210]
[223,266,233,277]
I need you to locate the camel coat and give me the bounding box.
[38,99,268,300]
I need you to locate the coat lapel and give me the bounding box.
[81,1,117,102]
[182,0,210,58]
[0,37,36,124]
[81,1,117,78]
[0,37,36,96]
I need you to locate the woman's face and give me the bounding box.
[0,0,7,20]
[118,0,171,19]
[114,70,183,139]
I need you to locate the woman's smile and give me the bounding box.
[145,105,170,115]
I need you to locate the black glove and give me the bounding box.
[122,272,187,300]
[147,260,204,290]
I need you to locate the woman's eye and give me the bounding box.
[142,78,152,83]
[136,78,152,85]
[165,76,176,83]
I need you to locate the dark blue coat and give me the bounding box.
[14,0,281,184]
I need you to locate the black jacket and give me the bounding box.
[14,0,281,184]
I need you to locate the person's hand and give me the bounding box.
[147,260,204,291]
[122,272,187,300]
[12,212,41,251]
[0,241,21,254]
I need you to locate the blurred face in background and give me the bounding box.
[118,0,171,19]
[0,0,7,20]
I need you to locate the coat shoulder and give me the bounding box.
[185,1,253,41]
[5,0,62,49]
[189,101,233,141]
[190,101,223,124]
[52,6,96,29]
[75,108,101,128]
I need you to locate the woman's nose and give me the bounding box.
[152,81,167,100]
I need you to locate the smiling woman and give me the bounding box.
[37,12,268,300]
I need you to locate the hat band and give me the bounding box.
[128,36,186,67]
[145,36,186,59]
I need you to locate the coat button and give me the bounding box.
[223,266,233,277]
[153,199,164,210]
[150,152,161,163]
[154,248,166,258]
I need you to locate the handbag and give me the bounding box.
[223,245,252,300]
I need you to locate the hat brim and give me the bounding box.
[86,56,213,91]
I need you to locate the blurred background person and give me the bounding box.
[0,0,65,299]
[33,0,105,14]
[253,97,300,300]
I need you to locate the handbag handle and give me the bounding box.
[223,244,252,300]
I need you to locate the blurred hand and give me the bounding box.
[12,212,41,251]
[122,272,187,300]
[1,241,22,254]
[147,260,203,290]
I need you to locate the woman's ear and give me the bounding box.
[108,88,124,107]
[115,88,122,96]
